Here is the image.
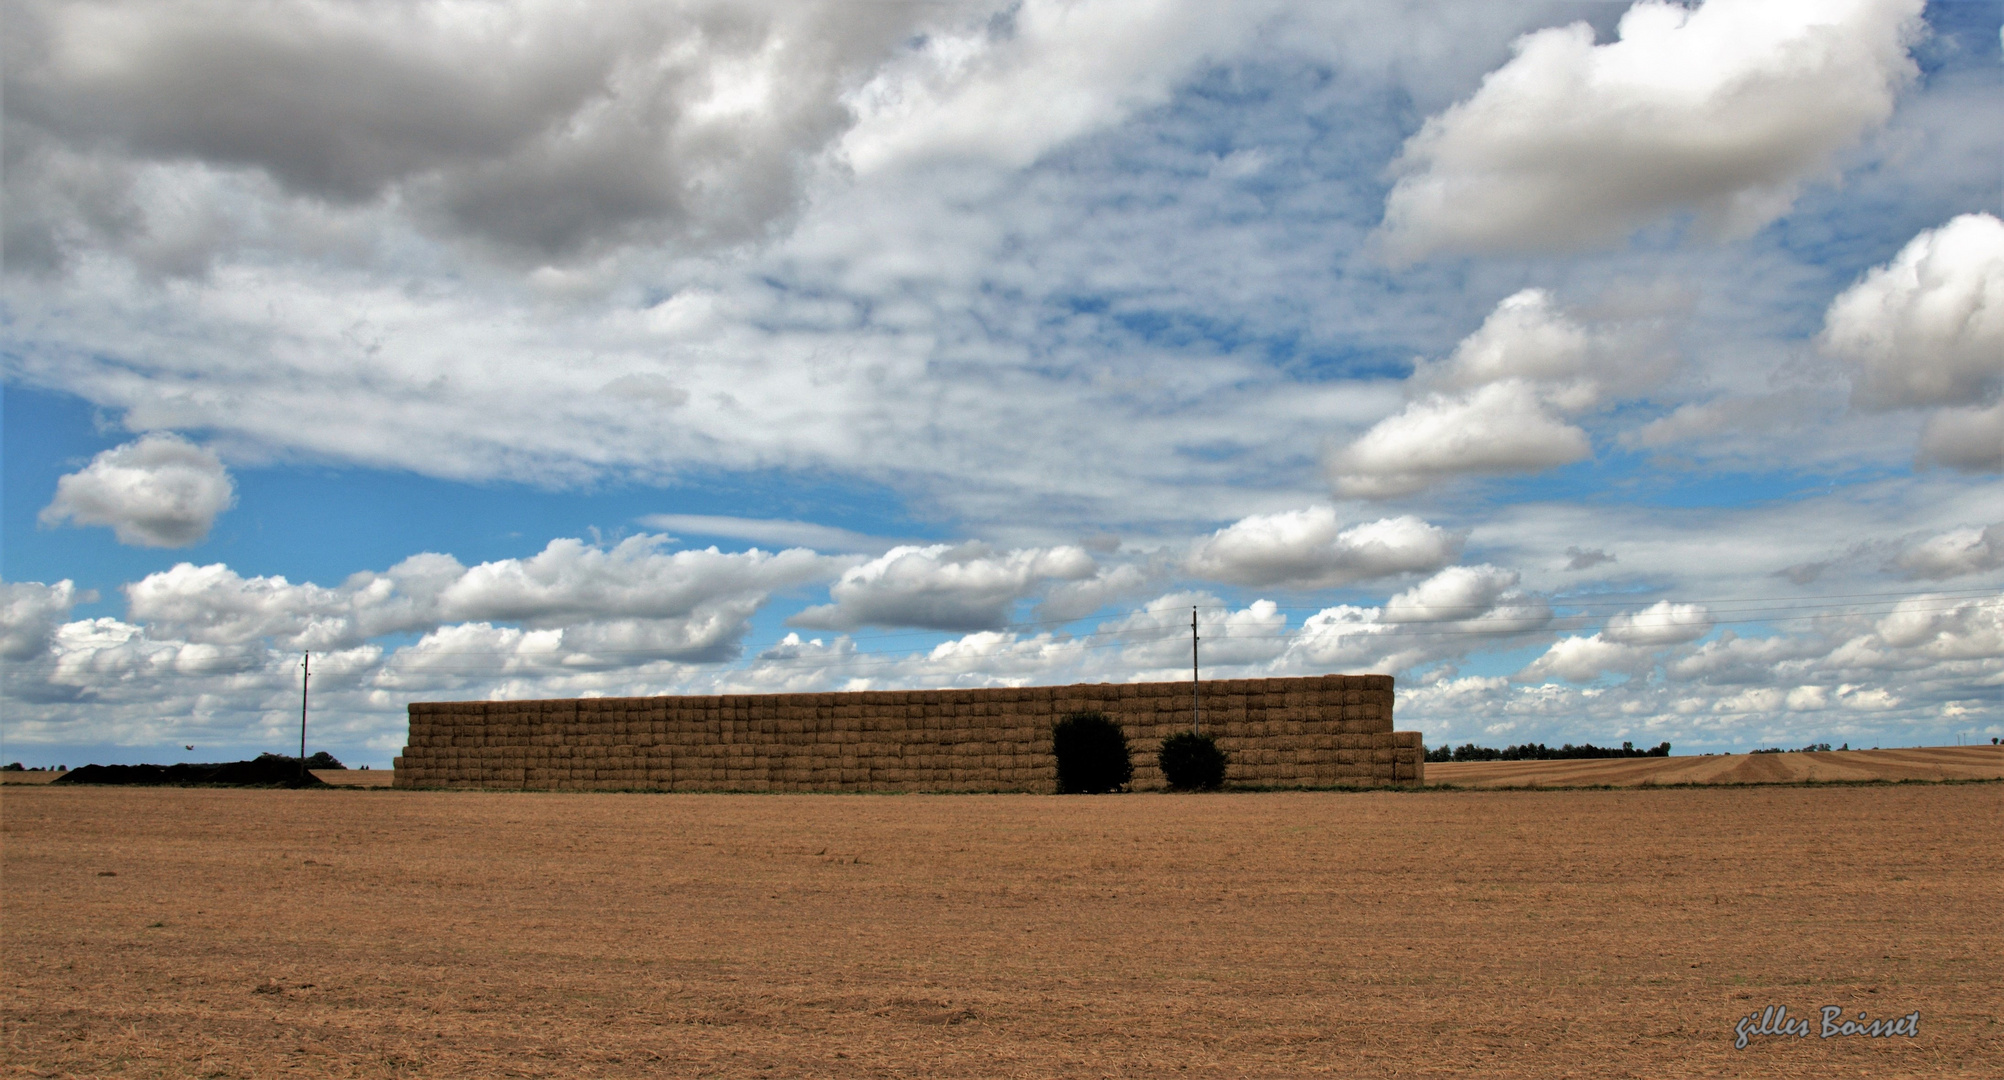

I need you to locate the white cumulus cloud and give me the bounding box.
[121,535,841,660]
[1819,213,2004,473]
[1822,213,2004,412]
[1603,600,1713,646]
[124,562,353,650]
[1383,564,1527,623]
[1379,0,1924,260]
[1518,634,1648,684]
[1277,565,1554,677]
[789,542,1096,631]
[1869,594,2004,660]
[433,536,835,625]
[1281,605,1404,672]
[1328,381,1592,498]
[1892,523,2004,580]
[38,433,236,547]
[1093,592,1291,675]
[1,579,89,661]
[7,0,936,265]
[1185,507,1461,589]
[1326,289,1670,498]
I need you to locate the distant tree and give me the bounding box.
[1446,741,1670,762]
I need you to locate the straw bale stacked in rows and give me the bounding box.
[392,674,1421,791]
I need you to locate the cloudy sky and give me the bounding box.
[4,0,1999,768]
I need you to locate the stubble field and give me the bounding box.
[4,783,1999,1078]
[1422,745,2004,788]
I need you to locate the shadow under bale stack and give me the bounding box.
[393,674,1422,793]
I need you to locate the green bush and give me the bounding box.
[1158,731,1227,790]
[1052,712,1132,794]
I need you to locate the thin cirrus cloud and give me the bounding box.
[1377,0,1924,261]
[38,433,237,548]
[838,0,1253,174]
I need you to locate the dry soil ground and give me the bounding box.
[1423,745,2004,788]
[4,783,1999,1079]
[0,772,391,788]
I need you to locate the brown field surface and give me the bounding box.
[4,785,1999,1078]
[0,771,390,788]
[1425,744,2004,788]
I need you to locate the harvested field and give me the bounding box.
[3,785,1999,1078]
[0,773,390,789]
[1,770,390,787]
[1426,744,2004,788]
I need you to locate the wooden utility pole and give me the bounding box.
[1190,606,1201,735]
[299,651,310,781]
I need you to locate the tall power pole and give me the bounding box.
[1190,606,1201,735]
[299,651,311,781]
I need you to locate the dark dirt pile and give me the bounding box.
[54,757,327,788]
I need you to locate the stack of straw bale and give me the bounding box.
[392,674,1421,791]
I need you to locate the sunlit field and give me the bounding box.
[5,783,1999,1077]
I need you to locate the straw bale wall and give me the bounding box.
[392,674,1422,792]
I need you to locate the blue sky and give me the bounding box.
[4,0,2000,767]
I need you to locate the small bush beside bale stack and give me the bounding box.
[1158,732,1228,791]
[393,674,1422,792]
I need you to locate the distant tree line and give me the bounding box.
[1425,740,1671,763]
